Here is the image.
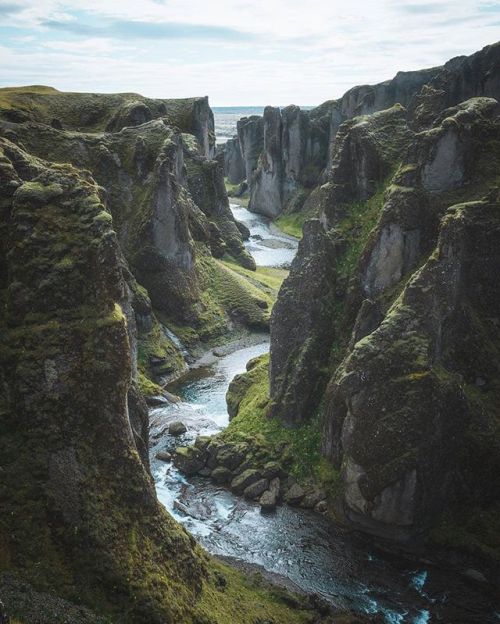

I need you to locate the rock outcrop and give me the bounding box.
[249,106,283,218]
[236,114,264,184]
[230,42,500,548]
[0,87,266,354]
[0,119,337,624]
[0,138,206,622]
[238,42,500,224]
[325,190,500,540]
[222,136,246,184]
[270,104,414,425]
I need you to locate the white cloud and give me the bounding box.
[1,0,499,104]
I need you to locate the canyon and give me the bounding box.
[1,41,500,624]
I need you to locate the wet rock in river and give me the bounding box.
[285,483,305,506]
[231,469,261,494]
[244,478,269,500]
[169,421,187,436]
[259,477,281,512]
[155,451,172,462]
[173,446,206,476]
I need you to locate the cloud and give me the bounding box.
[41,17,258,41]
[396,2,447,13]
[0,1,23,15]
[0,0,499,105]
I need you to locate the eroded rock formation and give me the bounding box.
[262,42,500,544]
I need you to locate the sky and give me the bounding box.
[0,0,499,106]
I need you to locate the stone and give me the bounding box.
[262,461,284,479]
[216,443,247,471]
[155,451,172,462]
[300,488,326,510]
[230,469,261,494]
[258,477,281,512]
[210,466,233,485]
[284,483,305,506]
[244,478,269,500]
[194,436,211,450]
[259,489,277,512]
[169,421,187,436]
[314,500,328,514]
[173,447,206,476]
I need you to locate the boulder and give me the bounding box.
[262,461,284,479]
[300,488,326,510]
[210,466,233,484]
[173,447,206,476]
[259,477,281,512]
[216,443,247,471]
[169,421,187,436]
[155,451,172,462]
[243,478,269,500]
[284,483,305,506]
[231,469,261,494]
[314,500,328,514]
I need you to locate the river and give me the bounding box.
[149,203,497,623]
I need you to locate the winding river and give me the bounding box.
[150,203,497,624]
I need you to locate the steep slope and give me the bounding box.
[228,41,500,228]
[0,87,269,394]
[0,137,342,624]
[229,43,500,556]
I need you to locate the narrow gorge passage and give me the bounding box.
[149,201,496,624]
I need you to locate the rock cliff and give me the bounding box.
[0,87,269,394]
[230,42,500,552]
[0,112,339,624]
[236,42,500,226]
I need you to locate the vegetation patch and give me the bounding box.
[221,354,340,491]
[274,212,307,238]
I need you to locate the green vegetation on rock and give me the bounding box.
[222,354,340,493]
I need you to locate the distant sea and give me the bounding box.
[213,106,314,145]
[213,106,265,144]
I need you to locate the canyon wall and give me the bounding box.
[0,89,340,623]
[266,42,500,543]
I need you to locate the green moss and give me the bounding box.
[222,354,340,490]
[137,315,185,391]
[195,558,315,624]
[220,257,287,301]
[137,371,163,397]
[335,175,393,279]
[274,212,306,238]
[224,177,242,197]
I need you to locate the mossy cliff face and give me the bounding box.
[0,88,262,351]
[270,105,413,427]
[245,45,500,549]
[0,139,204,622]
[0,139,338,624]
[0,87,215,158]
[325,191,500,541]
[184,138,255,270]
